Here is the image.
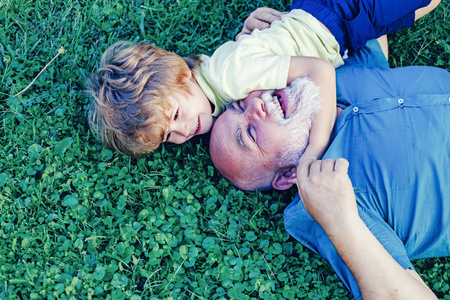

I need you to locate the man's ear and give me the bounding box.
[272,166,297,190]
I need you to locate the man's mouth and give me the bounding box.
[271,90,288,118]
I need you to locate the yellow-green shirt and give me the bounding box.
[194,9,344,116]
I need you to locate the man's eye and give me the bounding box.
[238,101,245,112]
[247,125,255,142]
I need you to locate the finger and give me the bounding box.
[321,158,336,173]
[247,19,268,31]
[257,22,270,30]
[255,7,285,19]
[257,11,282,24]
[334,158,349,173]
[309,159,322,176]
[297,156,317,179]
[298,154,317,167]
[287,172,297,185]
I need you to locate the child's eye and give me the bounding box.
[174,109,179,120]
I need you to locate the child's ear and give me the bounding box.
[272,166,297,190]
[179,69,192,84]
[184,70,193,81]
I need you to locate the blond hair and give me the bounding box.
[85,41,200,157]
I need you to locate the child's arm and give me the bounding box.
[288,56,337,161]
[236,9,337,160]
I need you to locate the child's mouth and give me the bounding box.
[194,116,201,135]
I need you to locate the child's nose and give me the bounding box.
[245,97,266,121]
[177,122,190,137]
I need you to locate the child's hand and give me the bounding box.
[236,7,286,40]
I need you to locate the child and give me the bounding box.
[86,0,439,158]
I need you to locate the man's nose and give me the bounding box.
[244,97,267,121]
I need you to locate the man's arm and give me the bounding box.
[293,158,438,300]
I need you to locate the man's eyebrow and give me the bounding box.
[226,102,237,112]
[235,126,248,150]
[227,102,248,150]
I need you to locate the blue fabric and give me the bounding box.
[284,40,450,298]
[289,0,431,54]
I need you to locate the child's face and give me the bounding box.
[164,77,213,144]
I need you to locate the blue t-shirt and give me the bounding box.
[284,40,450,298]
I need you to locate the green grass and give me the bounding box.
[0,0,449,299]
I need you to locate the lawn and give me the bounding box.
[1,0,449,299]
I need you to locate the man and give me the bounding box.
[209,39,450,299]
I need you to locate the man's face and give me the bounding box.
[210,78,321,190]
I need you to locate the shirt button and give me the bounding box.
[398,98,404,104]
[448,96,450,102]
[353,106,359,113]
